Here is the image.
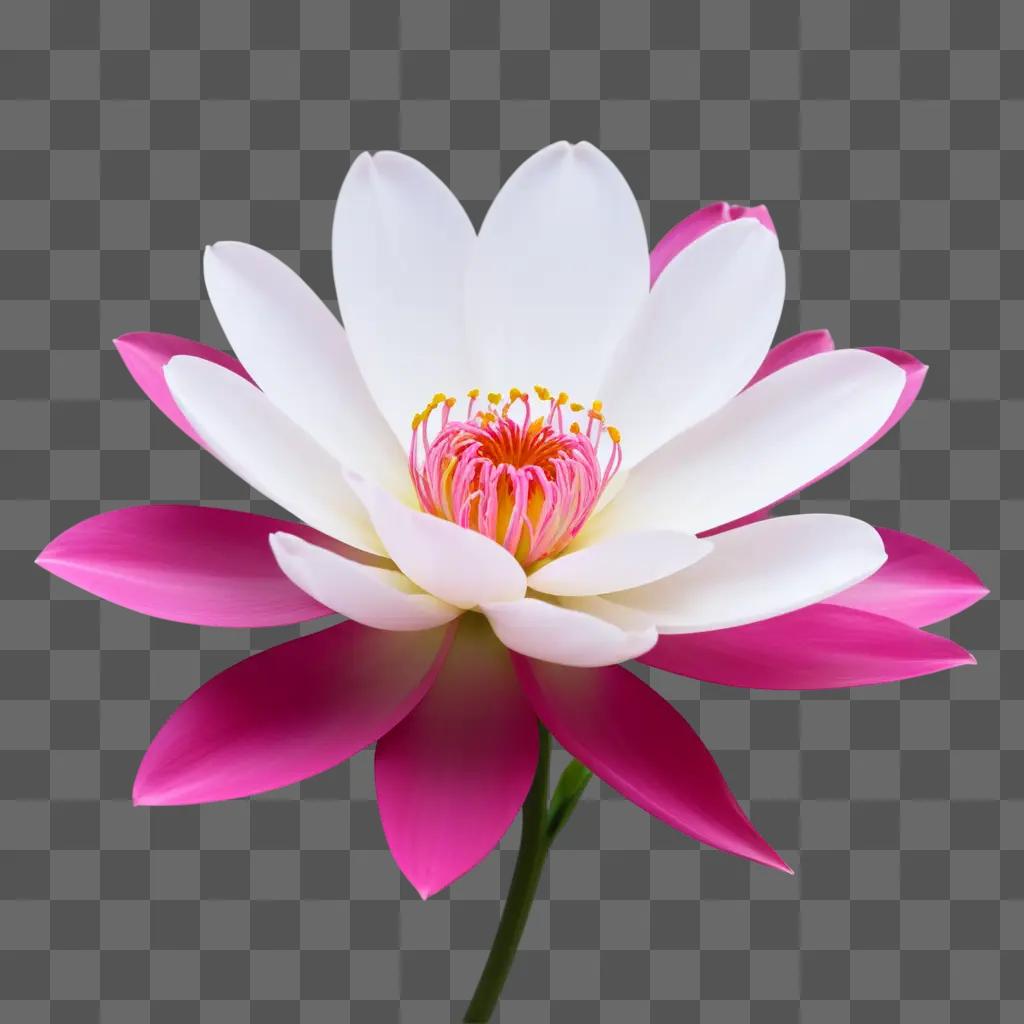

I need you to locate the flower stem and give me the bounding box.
[464,725,576,1022]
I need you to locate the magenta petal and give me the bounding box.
[745,330,836,388]
[858,345,927,445]
[649,202,776,285]
[114,332,252,448]
[375,619,538,898]
[640,604,975,691]
[698,507,772,539]
[36,504,378,627]
[514,655,790,873]
[825,527,988,628]
[134,620,455,805]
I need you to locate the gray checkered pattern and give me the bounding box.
[0,0,1017,1019]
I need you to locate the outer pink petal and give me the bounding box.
[852,346,927,457]
[114,332,252,448]
[375,619,538,899]
[640,604,975,691]
[825,527,988,628]
[36,504,378,627]
[745,330,836,388]
[649,202,776,285]
[698,507,771,539]
[703,346,927,535]
[133,620,455,805]
[514,655,790,873]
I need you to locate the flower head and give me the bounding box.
[38,142,985,899]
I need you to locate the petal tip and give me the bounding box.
[267,529,295,551]
[753,842,793,875]
[131,780,158,807]
[35,536,72,574]
[112,332,161,366]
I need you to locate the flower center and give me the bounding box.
[409,387,622,568]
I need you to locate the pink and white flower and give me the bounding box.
[38,142,984,898]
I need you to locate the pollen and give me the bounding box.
[408,385,623,567]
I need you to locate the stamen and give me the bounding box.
[408,386,623,567]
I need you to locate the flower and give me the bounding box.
[37,142,985,900]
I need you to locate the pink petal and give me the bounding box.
[133,620,455,805]
[649,202,776,286]
[704,346,927,535]
[745,330,836,388]
[640,604,975,690]
[858,345,928,451]
[514,655,790,873]
[825,527,988,628]
[114,332,252,448]
[36,504,377,627]
[375,619,538,898]
[698,507,771,539]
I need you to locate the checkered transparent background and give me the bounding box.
[1,0,1019,1020]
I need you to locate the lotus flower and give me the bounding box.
[38,142,985,1018]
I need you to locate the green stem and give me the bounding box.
[463,726,553,1023]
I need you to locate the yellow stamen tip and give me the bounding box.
[556,392,569,405]
[432,392,446,404]
[527,416,544,434]
[570,402,584,412]
[411,412,422,430]
[534,385,551,401]
[591,400,603,413]
[487,392,502,406]
[467,388,480,399]
[445,396,456,408]
[607,425,621,444]
[569,422,581,434]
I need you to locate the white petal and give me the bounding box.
[332,151,477,441]
[203,242,410,496]
[527,530,711,598]
[481,597,657,668]
[269,532,460,631]
[467,141,649,400]
[588,349,906,540]
[610,514,887,633]
[558,594,658,632]
[164,356,382,555]
[344,471,526,609]
[602,219,785,468]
